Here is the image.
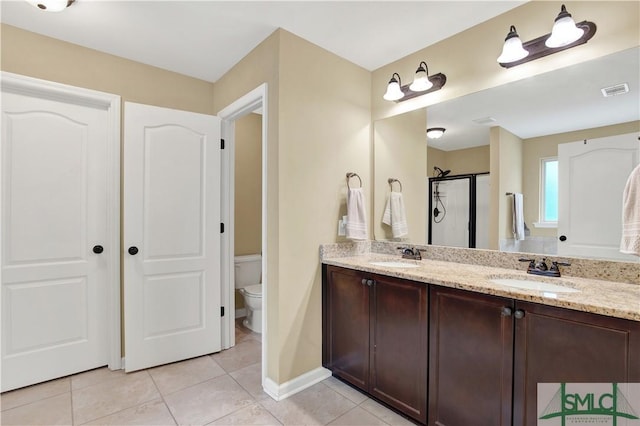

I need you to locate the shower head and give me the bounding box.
[434,166,451,178]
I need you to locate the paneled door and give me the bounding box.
[124,102,221,371]
[1,74,120,392]
[558,133,639,261]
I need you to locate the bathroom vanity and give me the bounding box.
[321,252,640,426]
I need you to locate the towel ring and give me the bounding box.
[346,172,362,189]
[388,178,402,192]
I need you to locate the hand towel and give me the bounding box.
[512,193,525,241]
[620,164,640,256]
[382,192,409,238]
[346,187,368,240]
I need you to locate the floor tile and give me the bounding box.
[212,340,261,373]
[322,376,369,404]
[72,371,160,425]
[328,406,390,426]
[229,362,269,400]
[71,366,126,391]
[81,398,176,425]
[260,382,356,425]
[359,399,415,426]
[0,377,70,411]
[149,356,226,396]
[164,374,254,425]
[0,392,72,425]
[208,403,282,425]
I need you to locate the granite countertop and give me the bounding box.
[322,253,640,322]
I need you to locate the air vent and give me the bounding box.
[472,116,497,125]
[601,83,629,97]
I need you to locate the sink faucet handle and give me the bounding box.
[518,258,535,267]
[550,261,571,271]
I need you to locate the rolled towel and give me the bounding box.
[620,164,640,256]
[346,187,368,240]
[382,192,408,238]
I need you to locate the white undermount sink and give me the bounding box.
[489,277,579,293]
[369,261,420,268]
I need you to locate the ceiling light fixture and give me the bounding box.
[497,4,596,69]
[25,0,74,12]
[383,61,446,102]
[426,127,446,139]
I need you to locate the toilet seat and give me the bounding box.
[243,284,262,296]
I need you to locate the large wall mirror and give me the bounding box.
[373,46,640,262]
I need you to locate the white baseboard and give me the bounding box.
[235,308,247,319]
[263,367,332,401]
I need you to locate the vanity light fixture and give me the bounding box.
[497,4,596,69]
[383,61,447,102]
[426,127,446,139]
[25,0,74,12]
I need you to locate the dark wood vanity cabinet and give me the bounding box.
[429,286,640,426]
[322,265,428,423]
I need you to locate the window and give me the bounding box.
[538,158,558,227]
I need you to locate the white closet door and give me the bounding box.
[124,102,221,372]
[558,133,639,261]
[1,87,115,391]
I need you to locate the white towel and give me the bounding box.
[620,164,640,256]
[346,187,368,240]
[512,193,525,241]
[382,192,408,238]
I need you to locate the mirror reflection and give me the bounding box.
[373,47,640,262]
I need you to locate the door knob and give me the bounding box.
[92,245,104,254]
[128,246,139,255]
[559,235,567,241]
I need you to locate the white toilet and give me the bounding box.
[235,254,262,333]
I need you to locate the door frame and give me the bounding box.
[1,71,122,371]
[217,83,268,387]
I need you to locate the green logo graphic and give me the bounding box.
[539,383,639,426]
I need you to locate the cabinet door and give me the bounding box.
[370,274,428,424]
[513,302,640,425]
[429,286,514,426]
[323,265,370,391]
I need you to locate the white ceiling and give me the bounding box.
[0,0,524,82]
[426,46,640,151]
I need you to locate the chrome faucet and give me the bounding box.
[519,257,571,277]
[397,246,422,260]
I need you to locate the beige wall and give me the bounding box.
[371,1,640,121]
[428,145,490,177]
[522,120,640,237]
[1,24,214,114]
[234,113,263,310]
[373,109,427,243]
[490,127,523,248]
[235,113,263,256]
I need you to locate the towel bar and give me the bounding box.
[346,172,362,189]
[388,178,403,192]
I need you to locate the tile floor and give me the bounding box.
[1,319,415,426]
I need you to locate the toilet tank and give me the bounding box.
[234,254,262,288]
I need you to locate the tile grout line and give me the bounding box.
[147,370,179,426]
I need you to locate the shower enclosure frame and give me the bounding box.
[428,172,489,248]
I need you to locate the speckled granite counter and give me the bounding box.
[322,253,640,322]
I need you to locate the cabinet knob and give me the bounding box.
[501,307,513,317]
[368,279,374,287]
[514,309,525,319]
[362,278,368,285]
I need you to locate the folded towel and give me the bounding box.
[346,187,368,240]
[382,192,408,238]
[620,164,640,256]
[512,193,525,241]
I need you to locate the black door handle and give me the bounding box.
[559,235,567,241]
[128,246,139,255]
[93,245,104,254]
